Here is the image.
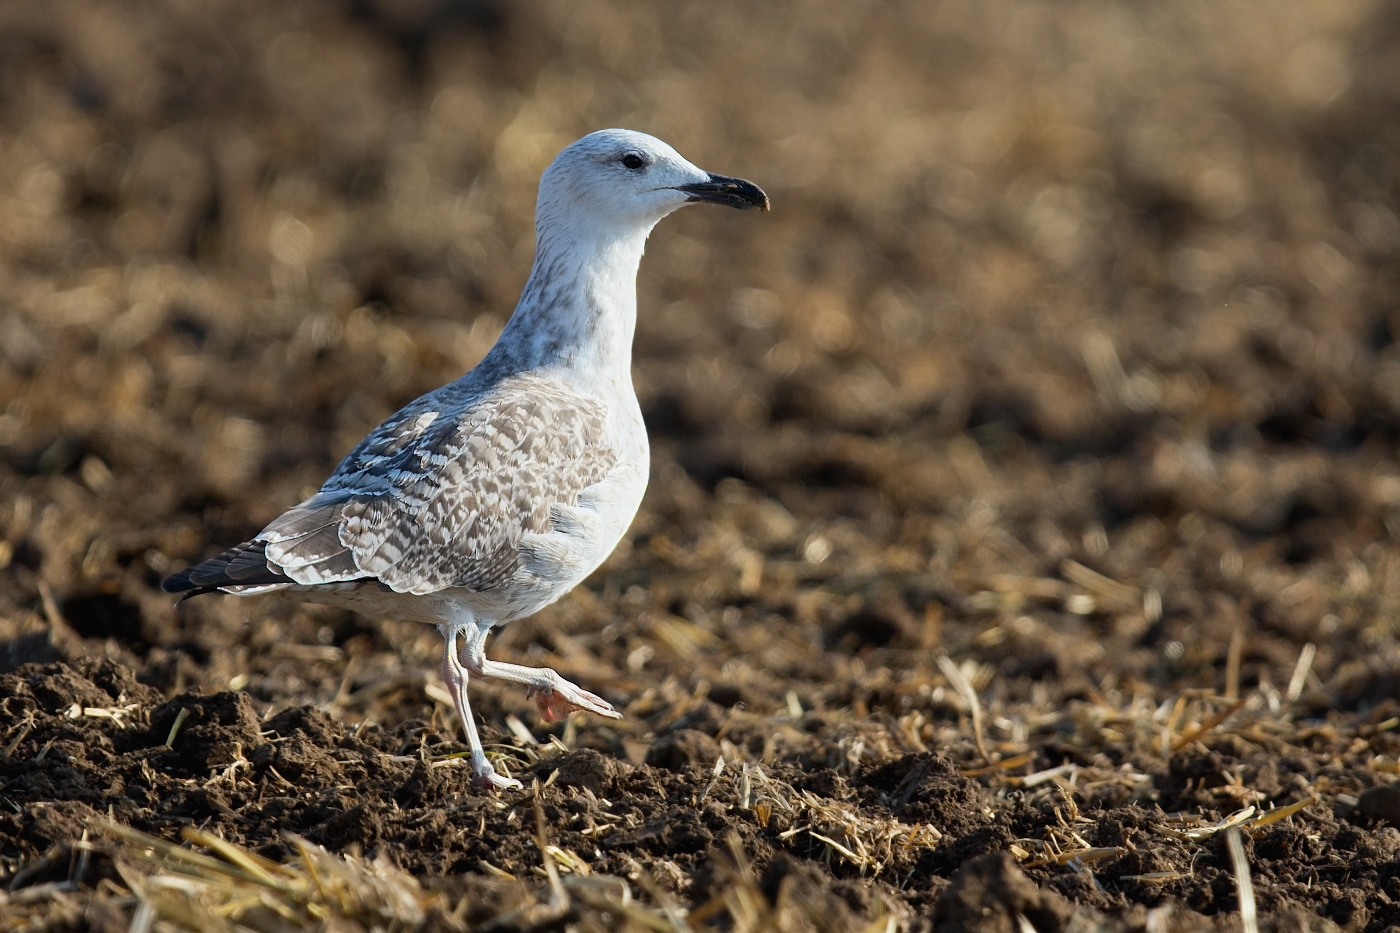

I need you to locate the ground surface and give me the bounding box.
[2,1,1400,931]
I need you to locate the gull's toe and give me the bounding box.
[475,767,524,792]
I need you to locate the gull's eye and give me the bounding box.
[620,153,646,170]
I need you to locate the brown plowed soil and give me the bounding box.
[3,1,1400,931]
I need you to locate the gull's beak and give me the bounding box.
[675,173,770,211]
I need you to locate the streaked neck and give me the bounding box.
[490,222,650,382]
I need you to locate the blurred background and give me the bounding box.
[1,0,1399,719]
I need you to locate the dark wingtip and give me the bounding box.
[161,539,288,602]
[161,571,193,594]
[162,568,216,602]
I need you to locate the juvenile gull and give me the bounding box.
[163,129,768,790]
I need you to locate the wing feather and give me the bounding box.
[203,372,620,596]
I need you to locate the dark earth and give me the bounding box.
[3,0,1400,930]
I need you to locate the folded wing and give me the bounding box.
[164,373,618,599]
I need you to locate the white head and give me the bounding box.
[500,129,767,374]
[536,129,768,236]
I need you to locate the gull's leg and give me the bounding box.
[463,623,622,723]
[437,623,522,791]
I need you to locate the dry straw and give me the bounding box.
[91,810,908,933]
[95,819,437,932]
[1225,829,1259,933]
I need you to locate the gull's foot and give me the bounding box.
[473,762,523,791]
[528,677,623,723]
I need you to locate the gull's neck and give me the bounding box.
[486,218,652,386]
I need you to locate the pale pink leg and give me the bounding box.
[438,623,522,791]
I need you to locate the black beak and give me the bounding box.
[675,173,770,211]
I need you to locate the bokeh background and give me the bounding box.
[3,0,1400,926]
[4,0,1398,706]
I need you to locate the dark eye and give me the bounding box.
[620,153,646,170]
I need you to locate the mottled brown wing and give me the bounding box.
[257,372,618,595]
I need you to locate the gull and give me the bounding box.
[163,129,768,790]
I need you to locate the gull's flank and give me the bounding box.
[162,129,767,790]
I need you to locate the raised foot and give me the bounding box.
[528,677,623,723]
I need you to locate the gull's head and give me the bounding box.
[537,129,768,234]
